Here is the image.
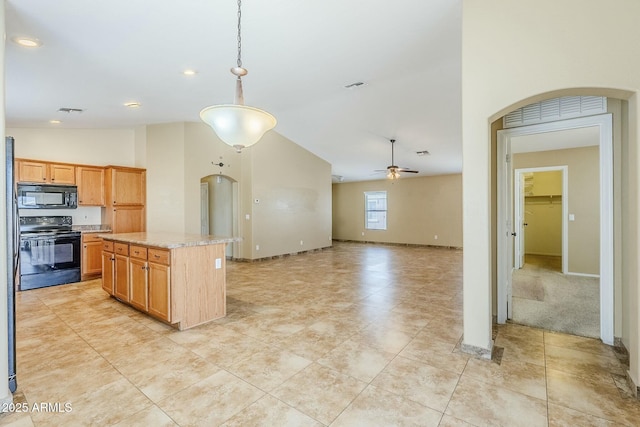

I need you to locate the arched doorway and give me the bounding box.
[496,108,614,344]
[200,174,239,258]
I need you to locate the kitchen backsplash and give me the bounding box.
[18,206,102,225]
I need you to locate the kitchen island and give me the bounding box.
[100,232,240,330]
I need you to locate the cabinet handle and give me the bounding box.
[83,245,87,248]
[153,254,160,258]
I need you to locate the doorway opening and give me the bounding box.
[497,113,613,344]
[200,174,239,258]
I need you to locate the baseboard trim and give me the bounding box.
[332,239,462,251]
[565,272,600,278]
[232,246,332,263]
[460,340,493,360]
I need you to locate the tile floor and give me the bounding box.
[1,241,638,426]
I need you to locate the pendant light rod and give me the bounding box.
[200,0,276,152]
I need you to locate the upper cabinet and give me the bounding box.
[105,167,146,206]
[76,166,105,206]
[17,159,76,185]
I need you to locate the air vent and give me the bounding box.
[503,96,607,128]
[58,107,84,113]
[416,150,430,156]
[344,82,365,89]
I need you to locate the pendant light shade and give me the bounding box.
[200,104,276,152]
[200,0,276,152]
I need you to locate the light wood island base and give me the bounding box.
[100,232,239,330]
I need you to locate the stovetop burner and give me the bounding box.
[19,215,75,235]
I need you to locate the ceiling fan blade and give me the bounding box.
[398,168,419,173]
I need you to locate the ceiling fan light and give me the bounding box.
[200,104,276,151]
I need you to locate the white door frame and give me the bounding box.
[497,114,614,345]
[514,166,568,273]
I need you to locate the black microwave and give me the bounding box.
[17,184,78,209]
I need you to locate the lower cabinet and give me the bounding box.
[82,233,106,281]
[148,260,171,321]
[101,241,171,322]
[113,253,130,302]
[101,242,115,294]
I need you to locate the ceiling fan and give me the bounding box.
[375,139,419,179]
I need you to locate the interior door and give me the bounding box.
[497,130,514,323]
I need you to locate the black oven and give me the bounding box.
[18,216,81,291]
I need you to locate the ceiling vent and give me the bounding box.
[58,107,84,113]
[344,82,365,89]
[416,150,430,156]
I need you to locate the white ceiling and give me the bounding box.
[5,0,462,182]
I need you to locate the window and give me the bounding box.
[365,191,387,230]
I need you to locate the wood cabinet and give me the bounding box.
[82,233,106,281]
[147,249,171,321]
[76,166,105,206]
[105,167,146,206]
[16,159,76,184]
[100,235,227,330]
[103,166,146,233]
[113,248,130,302]
[101,241,115,295]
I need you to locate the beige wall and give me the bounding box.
[332,174,462,248]
[146,122,332,260]
[6,127,136,166]
[514,148,600,274]
[462,0,640,382]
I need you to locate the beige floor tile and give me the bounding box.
[29,378,152,426]
[494,332,546,366]
[547,402,624,427]
[545,344,626,382]
[437,414,477,426]
[399,333,470,375]
[113,405,178,426]
[371,355,459,412]
[221,395,323,427]
[226,345,312,391]
[271,363,367,425]
[317,339,395,383]
[546,368,640,425]
[12,242,639,426]
[445,375,547,427]
[157,370,264,426]
[462,357,547,400]
[331,385,443,427]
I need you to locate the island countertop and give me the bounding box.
[99,232,241,249]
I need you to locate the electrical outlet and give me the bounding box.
[215,258,222,269]
[434,235,438,240]
[300,240,304,245]
[256,244,260,251]
[361,232,365,236]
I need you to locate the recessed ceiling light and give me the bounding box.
[183,69,198,76]
[49,120,61,124]
[12,37,42,48]
[124,102,141,108]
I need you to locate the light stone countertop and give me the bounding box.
[73,224,112,233]
[99,232,241,249]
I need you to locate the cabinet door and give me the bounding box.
[112,207,145,233]
[101,251,114,295]
[148,262,171,321]
[77,166,105,206]
[129,258,148,311]
[112,169,145,205]
[82,239,104,280]
[17,160,47,183]
[113,253,130,302]
[49,163,75,185]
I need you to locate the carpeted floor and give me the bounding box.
[512,255,600,338]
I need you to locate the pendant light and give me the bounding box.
[200,0,276,153]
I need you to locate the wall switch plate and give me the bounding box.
[245,214,250,220]
[569,214,575,221]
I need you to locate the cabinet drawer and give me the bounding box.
[82,233,102,243]
[114,243,129,256]
[102,241,114,252]
[130,245,148,260]
[148,248,170,265]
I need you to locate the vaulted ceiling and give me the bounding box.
[5,0,462,182]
